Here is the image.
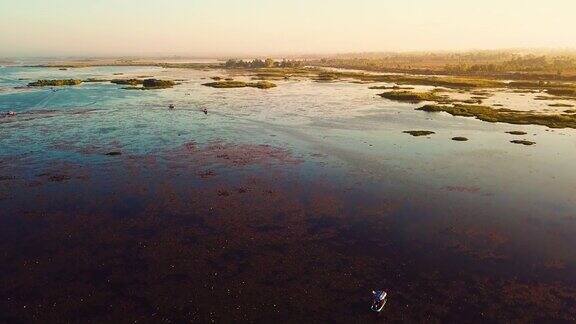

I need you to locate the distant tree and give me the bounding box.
[265,58,275,68]
[223,58,303,69]
[225,59,237,68]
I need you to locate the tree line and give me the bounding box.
[445,55,576,75]
[224,58,303,69]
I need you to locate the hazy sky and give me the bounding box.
[1,0,575,57]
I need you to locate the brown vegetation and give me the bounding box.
[202,80,277,89]
[418,104,576,129]
[403,130,436,136]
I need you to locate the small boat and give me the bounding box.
[371,290,387,312]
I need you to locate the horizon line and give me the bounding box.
[3,47,576,60]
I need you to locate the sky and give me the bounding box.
[1,0,575,57]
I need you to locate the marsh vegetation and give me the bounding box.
[142,79,176,89]
[202,80,277,89]
[20,57,576,130]
[511,140,536,146]
[28,79,82,87]
[417,104,576,129]
[368,85,415,90]
[403,130,436,136]
[379,91,444,103]
[112,79,176,89]
[310,50,576,81]
[111,79,143,86]
[225,58,303,69]
[506,131,528,135]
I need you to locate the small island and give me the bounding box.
[111,79,143,86]
[27,79,82,87]
[113,78,177,90]
[379,90,444,103]
[511,140,536,146]
[202,80,277,89]
[142,79,176,89]
[26,78,177,90]
[403,130,436,137]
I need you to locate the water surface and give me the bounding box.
[1,66,575,322]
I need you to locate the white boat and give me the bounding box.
[371,290,387,312]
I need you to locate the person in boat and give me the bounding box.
[371,290,387,312]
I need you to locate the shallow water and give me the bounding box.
[1,66,576,322]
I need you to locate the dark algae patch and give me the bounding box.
[3,138,574,322]
[511,140,536,146]
[403,130,436,136]
[417,104,576,129]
